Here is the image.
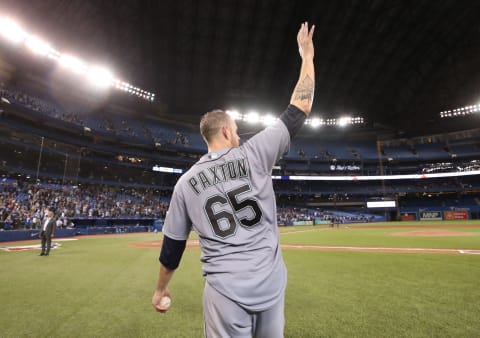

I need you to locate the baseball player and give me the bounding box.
[152,22,315,337]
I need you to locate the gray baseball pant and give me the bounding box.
[203,281,285,338]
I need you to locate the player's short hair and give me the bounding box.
[200,109,231,143]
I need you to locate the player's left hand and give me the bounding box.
[297,21,315,60]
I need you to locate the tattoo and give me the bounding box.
[293,75,314,104]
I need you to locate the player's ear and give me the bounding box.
[221,125,230,140]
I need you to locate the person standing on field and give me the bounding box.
[152,22,315,337]
[39,206,56,256]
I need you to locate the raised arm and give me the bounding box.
[290,22,315,115]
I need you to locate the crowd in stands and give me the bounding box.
[0,180,170,230]
[277,207,316,225]
[173,131,189,147]
[0,82,84,125]
[276,207,377,225]
[0,83,190,147]
[273,177,477,196]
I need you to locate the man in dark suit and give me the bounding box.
[39,207,56,256]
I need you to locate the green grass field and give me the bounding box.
[1,221,480,337]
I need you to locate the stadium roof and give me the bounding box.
[2,0,480,137]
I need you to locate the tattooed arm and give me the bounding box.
[291,22,315,115]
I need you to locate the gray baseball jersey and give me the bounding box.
[162,117,290,312]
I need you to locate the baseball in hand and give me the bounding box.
[160,296,171,309]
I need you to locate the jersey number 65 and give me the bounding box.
[204,184,263,238]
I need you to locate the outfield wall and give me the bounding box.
[0,226,153,242]
[0,229,76,242]
[0,217,159,242]
[399,205,479,220]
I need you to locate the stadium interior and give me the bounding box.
[1,1,480,239]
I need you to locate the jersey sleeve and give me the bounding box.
[161,182,192,241]
[242,106,298,174]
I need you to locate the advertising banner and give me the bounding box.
[444,210,468,220]
[293,220,314,226]
[314,220,331,225]
[400,212,417,221]
[419,211,442,221]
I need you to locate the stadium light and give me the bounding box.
[338,117,351,127]
[115,79,155,100]
[246,111,259,123]
[326,118,336,126]
[311,118,322,127]
[226,110,241,120]
[25,36,51,56]
[0,18,26,44]
[0,15,155,101]
[46,49,61,61]
[440,104,480,118]
[59,54,87,74]
[263,114,277,125]
[87,66,114,88]
[226,108,364,128]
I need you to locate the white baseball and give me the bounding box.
[160,296,171,309]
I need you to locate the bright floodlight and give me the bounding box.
[0,15,154,101]
[87,66,113,88]
[26,36,51,55]
[263,114,276,125]
[338,117,351,127]
[60,54,87,74]
[47,49,61,60]
[246,111,259,123]
[226,110,241,120]
[0,18,26,44]
[439,103,480,118]
[311,118,322,127]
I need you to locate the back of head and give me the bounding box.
[200,109,231,144]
